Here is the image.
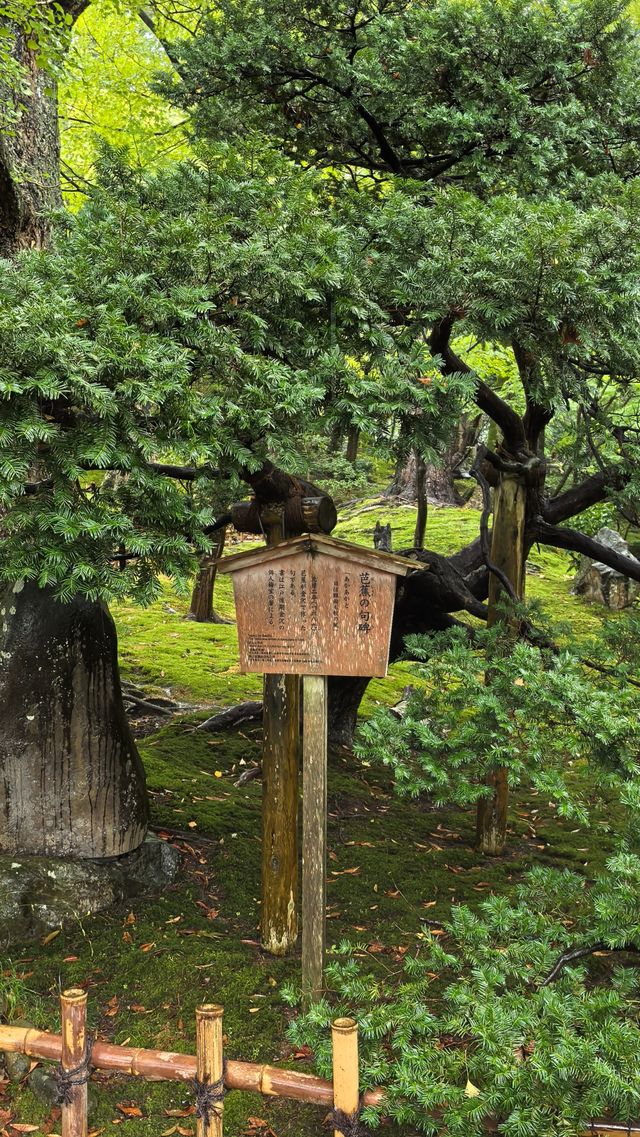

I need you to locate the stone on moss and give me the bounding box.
[0,835,181,946]
[573,527,639,609]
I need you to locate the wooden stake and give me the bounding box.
[195,1005,224,1137]
[60,988,88,1137]
[261,505,300,956]
[331,1018,359,1137]
[476,473,526,856]
[302,673,328,1008]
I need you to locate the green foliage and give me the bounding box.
[166,0,640,193]
[284,859,640,1136]
[60,0,190,199]
[0,5,71,133]
[356,621,640,822]
[164,0,640,534]
[0,148,455,601]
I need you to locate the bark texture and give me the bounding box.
[0,33,62,257]
[0,583,148,857]
[476,475,527,856]
[188,527,228,622]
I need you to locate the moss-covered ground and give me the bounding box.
[1,499,628,1137]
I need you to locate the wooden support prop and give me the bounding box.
[331,1018,359,1137]
[476,473,526,856]
[302,673,328,1008]
[60,988,88,1137]
[195,1005,224,1137]
[260,504,300,956]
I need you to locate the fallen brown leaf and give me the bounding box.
[115,1103,144,1119]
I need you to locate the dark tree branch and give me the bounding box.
[22,460,221,494]
[544,468,626,525]
[535,519,640,582]
[430,316,525,446]
[483,447,544,479]
[540,942,640,987]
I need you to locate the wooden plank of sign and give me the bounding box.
[219,536,416,678]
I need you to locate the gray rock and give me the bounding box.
[4,1049,30,1082]
[573,527,639,609]
[27,1066,59,1106]
[0,835,181,946]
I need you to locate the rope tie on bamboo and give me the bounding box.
[54,1035,94,1105]
[330,1102,369,1137]
[193,1062,227,1127]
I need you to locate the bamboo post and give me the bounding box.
[260,504,300,956]
[302,673,328,1008]
[195,1005,224,1137]
[60,988,88,1137]
[331,1018,359,1137]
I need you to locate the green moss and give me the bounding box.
[4,500,630,1137]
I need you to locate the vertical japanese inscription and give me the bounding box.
[267,568,275,626]
[232,551,397,676]
[278,568,286,630]
[331,578,340,630]
[310,573,319,634]
[358,570,372,635]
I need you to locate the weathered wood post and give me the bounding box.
[331,1018,360,1137]
[476,473,526,856]
[60,987,88,1137]
[301,674,328,1007]
[260,503,300,956]
[195,1004,224,1137]
[219,535,413,997]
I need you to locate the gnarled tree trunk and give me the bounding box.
[188,526,228,622]
[475,474,526,856]
[0,584,148,857]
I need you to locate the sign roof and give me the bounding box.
[217,533,418,577]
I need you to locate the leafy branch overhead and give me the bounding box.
[0,152,452,601]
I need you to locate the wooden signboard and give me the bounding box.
[218,533,414,1005]
[217,534,413,678]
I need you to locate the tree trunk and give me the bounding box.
[345,427,360,464]
[328,676,371,747]
[260,506,300,955]
[0,9,149,860]
[188,527,227,622]
[0,32,63,257]
[476,474,526,856]
[0,583,148,857]
[414,451,427,550]
[386,449,419,501]
[424,459,463,505]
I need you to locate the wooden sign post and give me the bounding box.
[219,534,412,1002]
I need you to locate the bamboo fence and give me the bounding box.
[1,988,639,1137]
[0,989,375,1137]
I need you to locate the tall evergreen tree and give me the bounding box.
[162,0,640,849]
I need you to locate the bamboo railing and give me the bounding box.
[0,989,376,1136]
[1,988,639,1137]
